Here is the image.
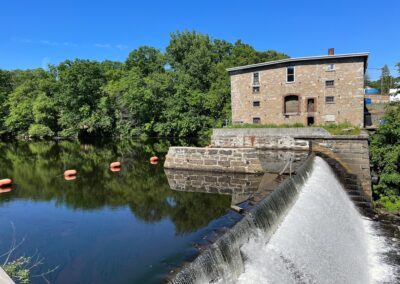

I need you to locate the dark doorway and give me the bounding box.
[307,116,315,126]
[307,98,315,112]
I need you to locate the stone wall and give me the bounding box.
[164,147,263,173]
[230,57,365,127]
[309,136,372,201]
[210,128,372,200]
[211,128,330,150]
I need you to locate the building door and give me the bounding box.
[307,116,315,126]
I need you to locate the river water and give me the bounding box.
[0,140,242,284]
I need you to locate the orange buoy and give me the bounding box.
[150,156,159,163]
[64,170,77,177]
[64,175,77,181]
[110,162,121,168]
[110,167,121,172]
[0,187,12,193]
[0,179,12,187]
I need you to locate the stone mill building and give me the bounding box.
[227,49,368,127]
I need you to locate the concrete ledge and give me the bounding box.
[164,147,263,173]
[0,267,14,284]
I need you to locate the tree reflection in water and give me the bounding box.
[0,139,231,234]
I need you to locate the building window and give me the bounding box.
[325,80,335,87]
[327,63,335,71]
[325,96,335,103]
[287,66,295,82]
[253,117,261,124]
[284,95,299,114]
[252,86,260,94]
[253,101,260,107]
[253,72,260,85]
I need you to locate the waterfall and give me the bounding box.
[171,154,314,284]
[171,156,396,284]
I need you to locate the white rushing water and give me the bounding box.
[235,157,395,284]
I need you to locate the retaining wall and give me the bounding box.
[211,128,329,150]
[164,147,263,173]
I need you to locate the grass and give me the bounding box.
[227,122,361,135]
[374,195,400,213]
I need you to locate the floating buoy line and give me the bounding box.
[1,156,160,189]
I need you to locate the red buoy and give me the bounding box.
[150,156,159,163]
[110,167,121,172]
[110,162,121,168]
[0,187,12,193]
[64,170,77,177]
[150,160,158,165]
[0,179,12,187]
[64,175,77,181]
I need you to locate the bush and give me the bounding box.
[370,102,400,213]
[28,124,54,138]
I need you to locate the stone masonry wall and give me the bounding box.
[309,137,372,201]
[230,57,365,127]
[211,128,330,150]
[164,147,263,173]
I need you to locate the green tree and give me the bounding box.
[380,64,392,95]
[370,102,400,212]
[56,59,114,138]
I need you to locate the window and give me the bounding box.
[253,72,260,85]
[287,66,295,82]
[325,96,335,103]
[253,117,261,124]
[325,80,335,87]
[253,101,260,107]
[327,63,335,71]
[284,95,299,114]
[252,86,260,94]
[307,98,315,112]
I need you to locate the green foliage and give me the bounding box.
[28,124,54,138]
[370,102,400,212]
[3,256,31,284]
[318,122,361,135]
[227,122,361,135]
[0,31,288,139]
[374,195,400,213]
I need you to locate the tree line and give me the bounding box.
[0,31,288,140]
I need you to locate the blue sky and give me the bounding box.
[1,0,399,79]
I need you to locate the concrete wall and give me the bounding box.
[0,267,14,284]
[230,57,365,127]
[164,147,263,173]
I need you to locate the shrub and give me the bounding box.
[28,124,54,138]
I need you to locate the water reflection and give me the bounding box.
[0,140,232,284]
[165,150,309,206]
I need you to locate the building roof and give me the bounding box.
[226,52,369,72]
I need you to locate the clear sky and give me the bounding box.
[1,0,399,79]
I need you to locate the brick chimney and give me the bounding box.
[328,48,335,55]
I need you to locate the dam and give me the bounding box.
[170,155,398,283]
[164,126,399,284]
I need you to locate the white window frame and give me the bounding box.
[286,66,295,83]
[326,63,335,71]
[253,72,260,86]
